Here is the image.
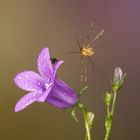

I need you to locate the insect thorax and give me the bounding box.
[81,47,94,57]
[50,57,58,64]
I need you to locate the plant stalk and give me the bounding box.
[78,103,92,140]
[104,91,117,140]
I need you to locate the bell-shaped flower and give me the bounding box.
[14,48,78,112]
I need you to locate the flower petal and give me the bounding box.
[53,60,64,78]
[37,84,53,102]
[15,92,41,112]
[114,67,123,82]
[14,71,45,92]
[46,77,78,108]
[37,48,53,80]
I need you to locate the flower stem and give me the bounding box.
[111,91,117,116]
[104,91,117,140]
[104,67,126,140]
[77,103,92,140]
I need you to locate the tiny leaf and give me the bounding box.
[87,111,95,128]
[71,107,79,122]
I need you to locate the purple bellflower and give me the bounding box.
[14,48,78,112]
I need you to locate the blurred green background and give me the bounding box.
[0,0,139,140]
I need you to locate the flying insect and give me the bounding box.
[65,21,105,82]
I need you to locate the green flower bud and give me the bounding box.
[104,92,113,106]
[87,112,95,127]
[112,67,125,91]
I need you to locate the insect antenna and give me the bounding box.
[62,51,80,55]
[75,36,82,51]
[60,52,80,62]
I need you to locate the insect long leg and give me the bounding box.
[90,28,105,47]
[81,56,87,82]
[83,57,87,82]
[88,56,95,71]
[84,21,95,46]
[81,56,84,82]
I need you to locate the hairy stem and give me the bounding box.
[104,91,117,140]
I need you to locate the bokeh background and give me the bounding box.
[0,0,140,140]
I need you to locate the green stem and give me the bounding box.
[111,91,117,115]
[107,105,110,115]
[81,107,91,140]
[77,103,92,140]
[104,91,117,140]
